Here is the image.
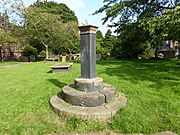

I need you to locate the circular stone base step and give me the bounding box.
[50,93,127,121]
[62,84,116,107]
[75,77,103,92]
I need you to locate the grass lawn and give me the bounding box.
[0,59,179,134]
[0,62,18,66]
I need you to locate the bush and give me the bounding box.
[23,45,37,62]
[39,50,46,58]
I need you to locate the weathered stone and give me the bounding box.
[78,25,98,79]
[62,85,105,107]
[69,105,112,120]
[100,84,116,103]
[50,94,126,121]
[50,95,71,116]
[49,25,127,121]
[50,63,73,73]
[104,93,127,116]
[75,77,103,92]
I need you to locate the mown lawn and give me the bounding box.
[0,59,179,135]
[0,62,18,66]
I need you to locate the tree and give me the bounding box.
[101,29,116,58]
[94,0,180,58]
[139,5,180,58]
[96,30,103,39]
[141,5,180,42]
[0,12,9,31]
[26,6,79,59]
[26,1,79,59]
[0,0,26,25]
[0,31,19,61]
[0,0,28,46]
[94,0,180,33]
[32,1,78,23]
[114,22,151,58]
[96,30,104,54]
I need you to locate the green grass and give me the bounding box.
[0,62,18,66]
[0,59,179,134]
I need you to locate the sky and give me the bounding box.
[22,0,110,34]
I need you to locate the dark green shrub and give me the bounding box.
[23,45,37,62]
[39,50,46,58]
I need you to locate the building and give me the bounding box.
[0,14,22,61]
[158,40,180,59]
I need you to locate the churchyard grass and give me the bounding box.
[0,59,179,134]
[0,62,18,66]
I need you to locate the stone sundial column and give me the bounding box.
[75,25,103,92]
[79,25,97,79]
[50,25,127,121]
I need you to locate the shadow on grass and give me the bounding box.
[96,59,180,133]
[97,59,180,92]
[47,70,52,73]
[48,79,67,89]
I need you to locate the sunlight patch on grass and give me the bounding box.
[0,60,179,134]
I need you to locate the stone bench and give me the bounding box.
[50,63,73,73]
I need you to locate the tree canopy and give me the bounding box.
[94,0,180,33]
[0,31,19,45]
[32,1,78,23]
[141,5,180,42]
[26,4,79,56]
[0,0,80,60]
[94,0,180,58]
[96,29,116,59]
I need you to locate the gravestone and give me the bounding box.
[50,25,126,121]
[50,63,73,73]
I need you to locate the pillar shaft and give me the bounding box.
[78,25,98,79]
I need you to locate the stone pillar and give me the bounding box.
[78,25,98,79]
[50,25,127,121]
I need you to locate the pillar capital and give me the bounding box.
[78,25,98,34]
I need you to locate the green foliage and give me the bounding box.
[39,50,46,58]
[113,22,152,58]
[0,31,19,44]
[0,0,80,61]
[0,12,10,31]
[141,5,180,43]
[94,0,180,32]
[22,45,37,61]
[94,0,180,58]
[96,30,104,54]
[96,38,103,54]
[26,7,79,55]
[23,45,37,56]
[33,1,78,23]
[101,29,116,59]
[0,0,27,26]
[96,30,103,39]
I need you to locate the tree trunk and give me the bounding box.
[0,45,3,62]
[45,45,48,60]
[155,47,159,58]
[0,46,2,62]
[41,41,48,60]
[28,56,31,62]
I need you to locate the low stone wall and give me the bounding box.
[0,44,22,61]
